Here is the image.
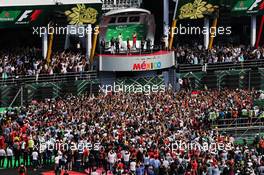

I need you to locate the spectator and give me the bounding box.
[32,149,39,171]
[0,147,6,168]
[6,146,13,168]
[0,89,263,174]
[108,150,117,173]
[130,159,136,173]
[18,164,27,175]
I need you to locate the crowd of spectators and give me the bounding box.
[174,45,264,64]
[0,47,89,78]
[1,45,264,78]
[0,89,264,175]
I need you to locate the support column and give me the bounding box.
[163,0,169,36]
[209,18,218,50]
[204,18,210,49]
[90,26,99,66]
[86,24,92,63]
[251,15,257,47]
[169,0,179,50]
[42,28,48,58]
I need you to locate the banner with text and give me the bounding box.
[99,51,175,72]
[0,3,102,28]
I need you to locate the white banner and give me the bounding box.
[99,51,175,71]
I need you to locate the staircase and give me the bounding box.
[102,0,142,11]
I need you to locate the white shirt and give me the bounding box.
[21,141,26,150]
[123,153,130,162]
[0,149,6,156]
[55,156,61,164]
[91,172,99,175]
[130,161,136,171]
[32,151,38,160]
[163,160,170,168]
[6,148,13,156]
[108,152,116,164]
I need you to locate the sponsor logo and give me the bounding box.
[248,0,262,11]
[15,10,42,24]
[0,10,20,22]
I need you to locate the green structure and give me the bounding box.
[106,24,147,41]
[0,79,100,107]
[178,68,264,90]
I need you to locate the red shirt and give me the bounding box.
[191,160,198,170]
[117,162,124,169]
[148,151,154,158]
[21,126,27,134]
[133,35,137,43]
[83,148,89,157]
[0,136,5,148]
[117,152,122,159]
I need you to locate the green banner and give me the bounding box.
[0,10,21,22]
[0,3,102,28]
[176,0,264,19]
[106,24,147,41]
[232,0,254,11]
[231,0,264,15]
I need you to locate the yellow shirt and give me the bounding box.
[28,139,34,148]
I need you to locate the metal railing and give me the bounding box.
[215,117,263,128]
[177,59,264,73]
[100,45,167,55]
[0,71,98,86]
[102,0,142,10]
[213,116,264,138]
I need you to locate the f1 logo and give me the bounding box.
[17,10,33,22]
[248,0,262,11]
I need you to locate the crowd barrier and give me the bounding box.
[0,71,98,86]
[177,59,264,73]
[213,116,264,139]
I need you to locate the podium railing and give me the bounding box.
[102,0,142,10]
